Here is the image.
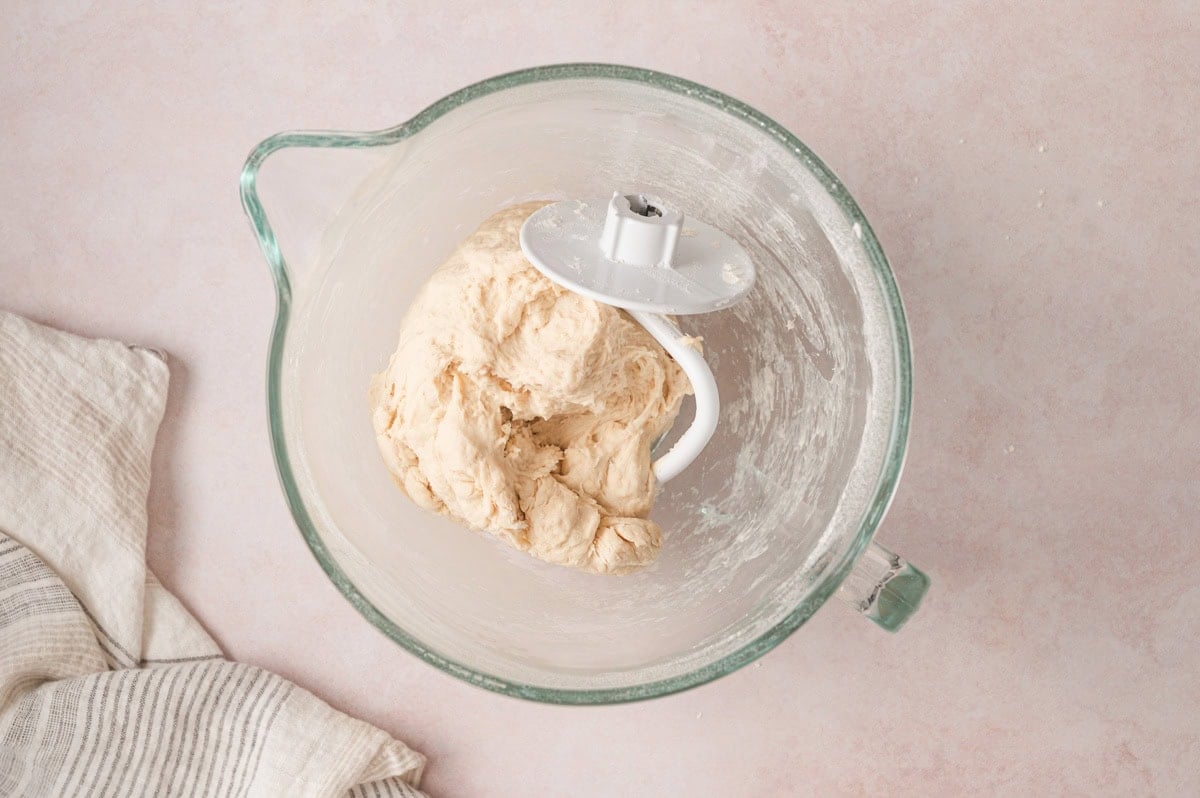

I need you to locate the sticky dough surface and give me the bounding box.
[369,202,690,574]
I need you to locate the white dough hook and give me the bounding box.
[519,192,755,482]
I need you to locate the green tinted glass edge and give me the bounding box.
[238,62,913,704]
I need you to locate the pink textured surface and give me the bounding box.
[3,4,1198,795]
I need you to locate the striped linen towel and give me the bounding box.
[0,311,427,797]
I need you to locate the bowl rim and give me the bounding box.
[239,62,913,705]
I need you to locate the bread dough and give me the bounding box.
[369,202,690,574]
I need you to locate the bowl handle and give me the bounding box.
[836,541,930,631]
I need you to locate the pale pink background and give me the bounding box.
[3,3,1198,795]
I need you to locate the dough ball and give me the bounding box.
[369,202,690,574]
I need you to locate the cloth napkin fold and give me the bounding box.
[0,311,427,797]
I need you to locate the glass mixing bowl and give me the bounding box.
[240,64,928,703]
